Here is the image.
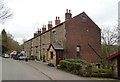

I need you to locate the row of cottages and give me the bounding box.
[24,9,101,66]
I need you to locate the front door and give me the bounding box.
[56,51,63,66]
[118,55,120,78]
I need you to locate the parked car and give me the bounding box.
[2,54,10,58]
[29,56,35,60]
[18,55,27,60]
[13,54,19,60]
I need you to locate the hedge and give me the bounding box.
[91,68,113,78]
[59,59,113,78]
[65,59,90,65]
[59,59,89,71]
[59,59,91,76]
[92,68,112,73]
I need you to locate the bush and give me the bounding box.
[59,60,69,70]
[65,59,90,65]
[92,68,112,73]
[60,60,83,71]
[59,59,92,76]
[59,59,113,78]
[91,68,113,78]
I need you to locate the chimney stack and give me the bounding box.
[48,21,53,29]
[42,25,46,33]
[55,16,61,25]
[34,32,37,37]
[38,28,41,34]
[65,9,72,20]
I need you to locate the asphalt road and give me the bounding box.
[2,58,91,80]
[2,58,50,80]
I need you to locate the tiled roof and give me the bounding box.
[48,43,64,51]
[52,43,64,50]
[106,51,120,60]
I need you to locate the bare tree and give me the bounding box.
[101,28,118,45]
[101,27,119,68]
[0,0,12,23]
[117,26,120,50]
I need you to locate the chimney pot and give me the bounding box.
[65,9,72,20]
[69,10,71,13]
[66,9,68,13]
[34,33,37,37]
[56,16,57,20]
[55,16,61,25]
[48,21,53,29]
[38,28,41,34]
[42,25,46,33]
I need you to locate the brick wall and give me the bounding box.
[65,12,101,63]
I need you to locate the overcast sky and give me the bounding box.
[0,0,119,44]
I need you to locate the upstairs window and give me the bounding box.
[76,45,80,57]
[81,16,87,22]
[52,31,56,42]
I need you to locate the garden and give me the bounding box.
[57,59,113,78]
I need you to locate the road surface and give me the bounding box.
[2,58,91,80]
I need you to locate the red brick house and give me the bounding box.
[64,11,101,64]
[24,9,101,66]
[106,51,120,79]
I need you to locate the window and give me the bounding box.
[52,31,56,42]
[76,45,80,57]
[81,16,87,22]
[76,45,80,52]
[53,31,56,34]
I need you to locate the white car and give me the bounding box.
[18,55,27,60]
[3,54,10,58]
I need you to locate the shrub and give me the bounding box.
[59,60,69,70]
[59,59,113,78]
[59,59,92,76]
[65,59,90,65]
[71,70,80,75]
[91,68,113,78]
[92,68,112,74]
